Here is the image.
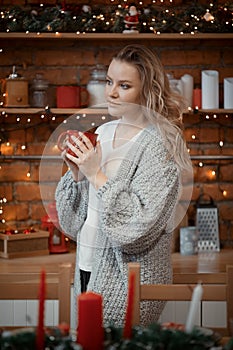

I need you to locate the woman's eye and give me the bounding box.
[106,79,112,85]
[121,83,130,90]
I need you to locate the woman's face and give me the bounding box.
[105,59,142,117]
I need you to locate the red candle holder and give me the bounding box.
[41,202,69,254]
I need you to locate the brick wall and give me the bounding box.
[0,35,233,247]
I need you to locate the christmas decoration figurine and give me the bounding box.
[123,5,139,34]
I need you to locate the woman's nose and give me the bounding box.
[108,84,118,98]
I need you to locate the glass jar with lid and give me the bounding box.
[30,73,49,108]
[87,64,107,107]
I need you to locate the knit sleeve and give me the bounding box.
[55,170,89,240]
[97,142,180,253]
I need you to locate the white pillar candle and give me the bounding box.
[185,283,203,333]
[201,70,219,109]
[224,77,233,109]
[181,74,194,109]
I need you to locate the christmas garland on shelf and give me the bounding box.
[1,322,232,350]
[0,2,232,34]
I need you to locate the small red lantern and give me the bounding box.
[41,202,69,254]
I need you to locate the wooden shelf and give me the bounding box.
[1,154,233,161]
[0,107,109,115]
[187,109,233,114]
[1,108,232,115]
[0,33,233,40]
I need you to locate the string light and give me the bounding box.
[222,190,227,197]
[219,140,224,147]
[26,164,31,178]
[0,197,7,223]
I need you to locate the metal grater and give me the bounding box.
[195,194,220,252]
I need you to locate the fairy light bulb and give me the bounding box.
[191,134,196,140]
[222,190,227,197]
[207,169,216,180]
[219,140,224,147]
[0,197,6,215]
[199,162,203,167]
[21,144,27,150]
[26,171,31,178]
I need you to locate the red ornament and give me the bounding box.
[57,322,70,336]
[23,229,30,234]
[5,230,13,235]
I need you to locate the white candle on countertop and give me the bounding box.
[185,283,203,333]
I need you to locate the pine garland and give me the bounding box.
[0,323,232,350]
[0,2,232,34]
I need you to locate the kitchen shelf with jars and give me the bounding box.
[1,69,233,162]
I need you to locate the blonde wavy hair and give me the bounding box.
[114,44,191,170]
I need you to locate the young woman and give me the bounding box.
[55,44,192,326]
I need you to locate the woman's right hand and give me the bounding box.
[61,150,85,182]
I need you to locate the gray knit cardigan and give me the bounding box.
[55,123,180,327]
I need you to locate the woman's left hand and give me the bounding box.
[65,132,103,187]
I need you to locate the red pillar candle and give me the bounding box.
[77,292,104,350]
[123,271,135,339]
[193,88,202,109]
[36,269,46,350]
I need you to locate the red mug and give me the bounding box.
[56,86,89,108]
[57,128,98,157]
